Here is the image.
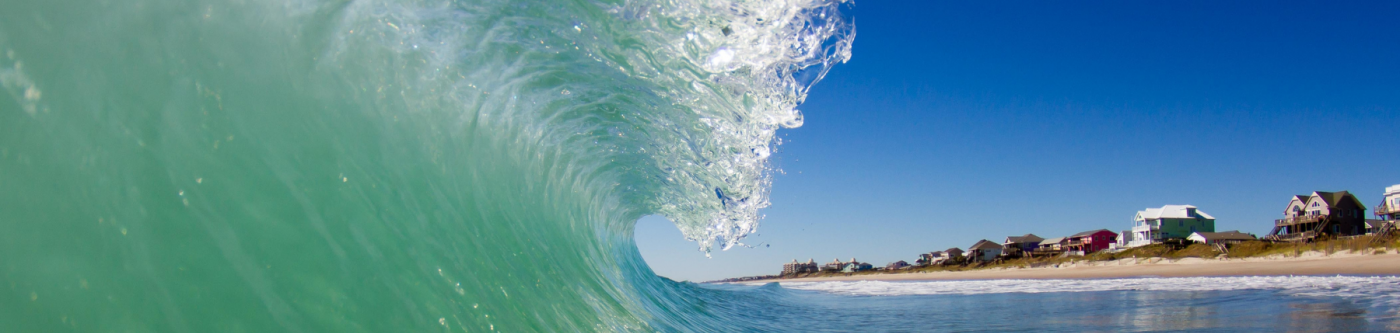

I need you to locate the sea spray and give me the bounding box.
[0,0,852,331]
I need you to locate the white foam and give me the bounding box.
[781,275,1400,306]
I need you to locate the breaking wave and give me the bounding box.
[0,0,851,331]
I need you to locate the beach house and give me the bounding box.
[916,253,934,266]
[943,247,964,260]
[1267,191,1368,242]
[918,251,951,266]
[841,258,873,273]
[1186,231,1256,245]
[1066,230,1117,255]
[967,240,1003,262]
[885,260,910,271]
[1367,220,1392,235]
[1036,237,1067,254]
[1114,230,1133,249]
[1378,184,1400,221]
[1001,234,1044,258]
[1126,205,1216,248]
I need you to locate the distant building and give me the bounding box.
[822,258,846,272]
[967,239,1003,262]
[1367,220,1392,235]
[1377,184,1400,221]
[885,260,910,271]
[782,259,818,275]
[1037,237,1067,253]
[1267,191,1368,242]
[1187,231,1256,245]
[1127,205,1215,248]
[1002,234,1044,258]
[942,247,964,259]
[917,252,941,266]
[1066,229,1117,254]
[841,258,873,273]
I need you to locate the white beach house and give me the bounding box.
[1126,205,1216,248]
[1379,184,1400,221]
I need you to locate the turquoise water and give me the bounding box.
[7,0,1400,332]
[1,0,851,331]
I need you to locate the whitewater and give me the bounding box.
[5,0,1400,331]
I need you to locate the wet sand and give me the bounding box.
[756,251,1400,283]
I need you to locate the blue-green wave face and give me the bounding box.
[0,0,852,331]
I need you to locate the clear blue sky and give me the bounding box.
[637,1,1400,282]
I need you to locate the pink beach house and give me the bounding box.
[1066,229,1118,254]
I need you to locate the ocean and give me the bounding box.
[718,276,1400,331]
[3,0,1397,332]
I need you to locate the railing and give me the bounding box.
[1376,204,1399,216]
[1370,221,1395,246]
[1275,215,1326,226]
[1271,231,1317,242]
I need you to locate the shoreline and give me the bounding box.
[743,250,1400,283]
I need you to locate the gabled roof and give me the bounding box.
[1005,233,1044,244]
[1137,205,1214,220]
[1070,229,1116,238]
[1366,220,1391,229]
[945,247,963,253]
[1284,195,1311,213]
[969,239,1003,250]
[1190,230,1256,241]
[1040,237,1066,244]
[1310,191,1365,208]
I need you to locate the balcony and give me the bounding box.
[1377,204,1399,216]
[1275,215,1325,227]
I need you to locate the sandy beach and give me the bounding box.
[756,250,1400,283]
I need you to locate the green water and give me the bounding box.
[0,0,852,331]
